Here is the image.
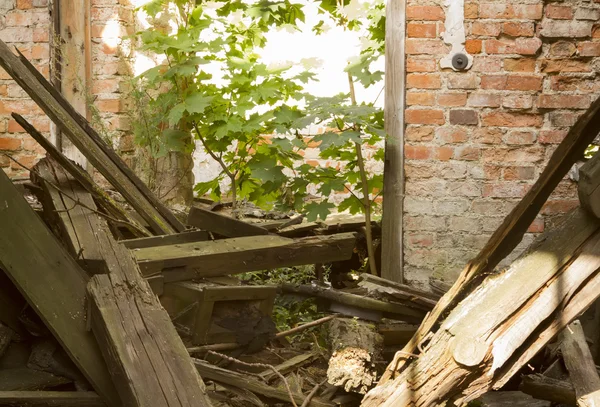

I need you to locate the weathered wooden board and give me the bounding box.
[0,39,183,234]
[362,209,600,406]
[134,233,356,279]
[579,150,600,219]
[187,206,269,237]
[379,93,600,385]
[561,320,600,407]
[0,391,105,406]
[0,368,71,391]
[477,391,550,407]
[0,168,119,406]
[520,374,575,405]
[122,230,209,250]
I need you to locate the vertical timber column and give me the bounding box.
[55,0,91,168]
[381,0,406,283]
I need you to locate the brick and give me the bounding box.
[407,91,435,106]
[449,109,478,125]
[578,41,600,56]
[503,94,533,110]
[485,39,515,54]
[407,57,436,72]
[436,147,455,161]
[0,100,41,115]
[515,37,543,55]
[434,200,470,215]
[542,59,591,72]
[0,85,6,96]
[502,22,535,37]
[482,112,543,127]
[406,126,434,141]
[33,28,48,42]
[471,21,501,36]
[545,5,573,20]
[503,166,536,181]
[406,233,435,248]
[483,182,529,198]
[541,200,579,215]
[405,162,435,178]
[5,13,33,26]
[527,218,544,233]
[471,199,506,214]
[437,93,467,107]
[539,129,568,144]
[449,216,480,232]
[468,92,501,107]
[540,21,593,38]
[447,73,478,89]
[0,138,22,151]
[504,131,536,145]
[405,198,434,214]
[406,109,445,125]
[406,145,433,161]
[465,2,478,18]
[446,181,481,197]
[478,3,543,19]
[92,78,120,94]
[504,58,536,72]
[549,41,577,57]
[473,128,505,144]
[439,162,468,178]
[454,146,480,161]
[8,118,49,133]
[16,0,33,9]
[95,99,121,113]
[465,39,482,54]
[575,7,600,21]
[485,146,544,163]
[407,73,441,89]
[405,180,447,197]
[407,23,437,38]
[436,127,468,144]
[10,154,37,170]
[31,43,48,59]
[405,39,447,55]
[473,57,503,72]
[538,94,590,109]
[481,74,542,91]
[549,111,582,127]
[0,27,33,43]
[483,165,502,179]
[407,6,445,20]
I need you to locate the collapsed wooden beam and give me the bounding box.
[0,391,105,407]
[133,233,356,280]
[187,206,269,237]
[362,209,600,406]
[0,165,119,405]
[377,93,600,386]
[520,374,575,405]
[121,230,209,250]
[0,39,183,235]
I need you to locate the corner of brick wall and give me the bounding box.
[404,0,596,289]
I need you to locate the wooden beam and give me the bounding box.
[0,391,105,407]
[520,374,576,406]
[187,206,269,237]
[133,233,356,280]
[121,230,209,250]
[0,167,119,405]
[579,150,600,218]
[0,39,184,234]
[381,0,406,283]
[561,320,600,407]
[57,0,91,167]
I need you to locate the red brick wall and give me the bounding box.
[0,0,134,178]
[404,0,594,288]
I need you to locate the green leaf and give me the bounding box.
[319,177,346,196]
[304,201,335,221]
[338,196,363,215]
[168,103,186,126]
[313,130,361,150]
[185,93,213,114]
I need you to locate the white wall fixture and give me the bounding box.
[440,0,473,71]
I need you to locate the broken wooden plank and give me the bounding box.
[358,274,439,310]
[15,114,149,238]
[122,230,209,250]
[187,206,269,237]
[378,93,600,385]
[520,374,575,406]
[42,170,212,407]
[258,352,320,382]
[0,391,105,406]
[134,233,356,280]
[281,283,426,321]
[0,368,71,391]
[560,320,600,407]
[0,40,183,234]
[362,208,600,406]
[476,391,550,407]
[193,359,335,407]
[0,166,119,405]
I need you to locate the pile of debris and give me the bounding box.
[3,35,600,407]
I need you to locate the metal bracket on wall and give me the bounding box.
[440,0,473,71]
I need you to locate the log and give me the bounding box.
[560,320,600,406]
[0,162,119,405]
[16,114,149,238]
[327,318,383,394]
[361,208,600,406]
[520,374,575,405]
[187,206,269,237]
[40,167,212,406]
[378,93,600,385]
[133,233,356,280]
[193,359,335,407]
[281,283,426,321]
[0,39,183,234]
[0,391,105,406]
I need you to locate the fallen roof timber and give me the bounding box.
[133,233,356,281]
[0,39,183,235]
[0,391,105,407]
[187,206,270,237]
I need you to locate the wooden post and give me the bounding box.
[55,0,92,167]
[381,0,406,283]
